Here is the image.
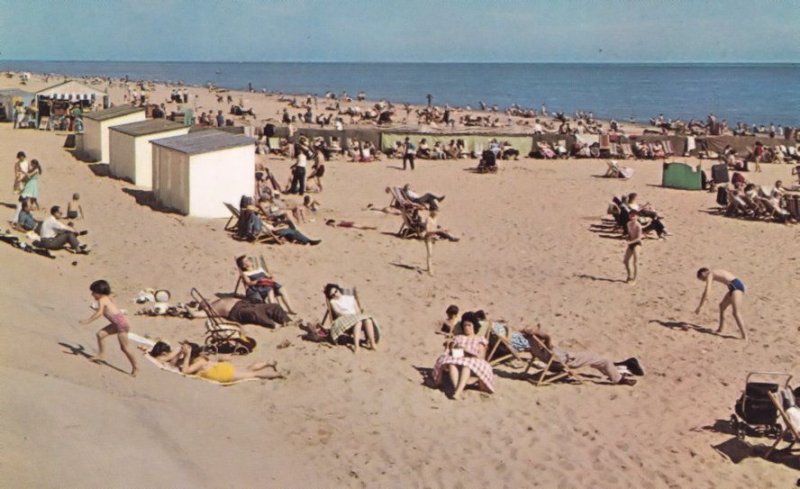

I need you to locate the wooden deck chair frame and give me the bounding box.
[486,326,523,366]
[190,288,252,355]
[223,202,241,232]
[397,207,425,239]
[253,224,285,245]
[765,390,800,459]
[620,143,634,159]
[523,334,582,386]
[233,254,271,295]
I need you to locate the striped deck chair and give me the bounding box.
[388,186,418,211]
[765,390,800,459]
[523,333,582,386]
[320,286,382,347]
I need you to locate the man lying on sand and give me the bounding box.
[190,296,293,329]
[520,326,643,386]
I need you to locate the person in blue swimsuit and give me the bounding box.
[694,268,747,340]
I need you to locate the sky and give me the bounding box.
[0,0,798,63]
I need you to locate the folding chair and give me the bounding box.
[190,288,255,355]
[388,186,420,212]
[233,254,271,295]
[320,286,360,327]
[397,207,425,239]
[765,390,800,459]
[223,202,241,232]
[523,334,582,386]
[486,324,523,366]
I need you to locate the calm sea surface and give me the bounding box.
[2,61,798,126]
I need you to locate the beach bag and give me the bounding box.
[716,187,728,206]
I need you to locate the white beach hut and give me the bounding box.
[151,130,255,218]
[82,105,146,163]
[109,119,189,188]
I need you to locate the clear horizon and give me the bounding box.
[1,0,797,63]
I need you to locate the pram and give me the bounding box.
[190,288,256,355]
[731,371,793,439]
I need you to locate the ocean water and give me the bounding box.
[1,61,798,126]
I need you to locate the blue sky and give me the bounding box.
[1,0,798,62]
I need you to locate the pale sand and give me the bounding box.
[1,76,799,488]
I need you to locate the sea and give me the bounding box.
[2,61,798,126]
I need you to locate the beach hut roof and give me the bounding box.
[35,80,104,98]
[110,119,186,137]
[151,130,255,155]
[83,105,145,121]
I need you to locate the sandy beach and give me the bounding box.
[1,74,799,489]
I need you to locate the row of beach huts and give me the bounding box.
[78,105,254,219]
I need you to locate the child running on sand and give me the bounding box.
[79,280,138,376]
[694,268,747,340]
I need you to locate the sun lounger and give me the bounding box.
[523,334,582,386]
[765,390,800,459]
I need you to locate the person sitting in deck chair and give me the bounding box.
[402,183,445,210]
[323,283,379,353]
[431,312,494,400]
[236,255,298,314]
[519,325,643,386]
[238,197,320,245]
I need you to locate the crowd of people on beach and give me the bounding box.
[3,71,798,408]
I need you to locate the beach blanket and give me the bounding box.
[329,313,382,343]
[134,336,259,386]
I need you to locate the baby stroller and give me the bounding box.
[477,149,498,173]
[731,371,793,439]
[190,288,256,356]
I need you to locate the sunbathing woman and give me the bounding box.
[432,312,494,400]
[175,342,286,382]
[236,255,297,314]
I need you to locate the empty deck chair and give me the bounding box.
[765,390,800,459]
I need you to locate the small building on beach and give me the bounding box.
[109,119,189,188]
[150,130,255,218]
[82,105,146,163]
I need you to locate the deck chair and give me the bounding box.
[388,186,419,212]
[190,288,255,355]
[397,207,425,239]
[765,390,800,459]
[486,324,523,366]
[319,286,380,346]
[523,334,582,386]
[619,143,634,159]
[223,202,241,232]
[253,223,285,245]
[233,254,271,295]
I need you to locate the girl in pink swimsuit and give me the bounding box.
[80,279,138,377]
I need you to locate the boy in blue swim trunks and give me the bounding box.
[694,268,747,340]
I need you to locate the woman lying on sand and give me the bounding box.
[150,341,287,382]
[431,312,494,400]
